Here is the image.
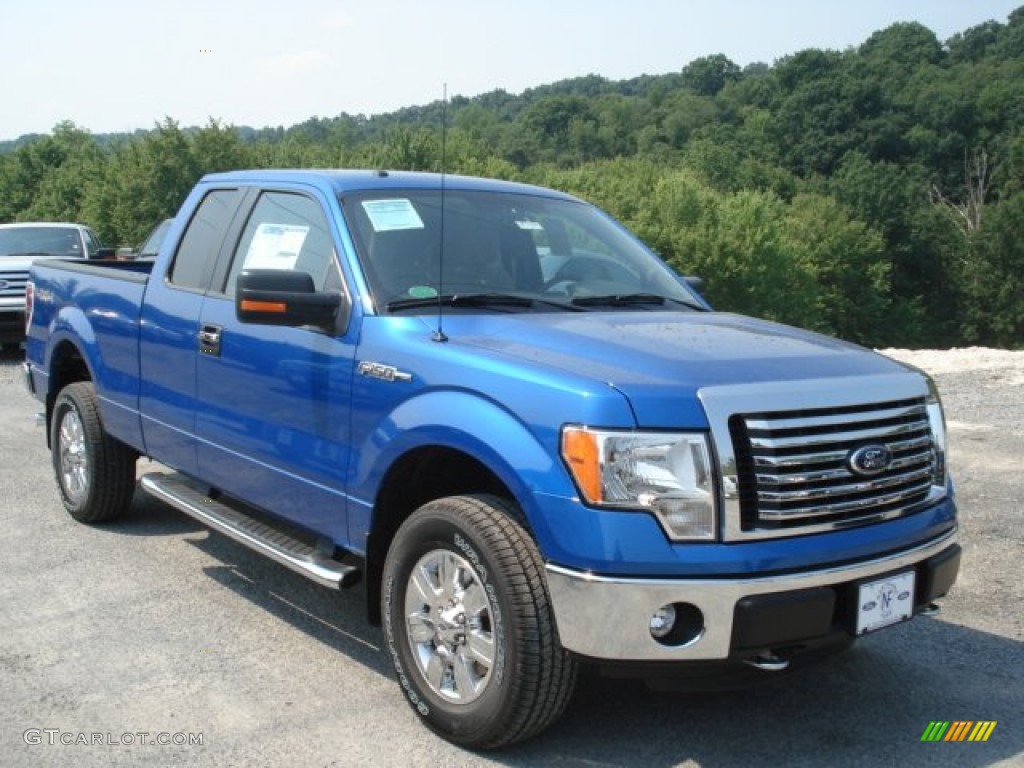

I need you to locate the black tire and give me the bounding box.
[51,381,137,523]
[382,494,577,749]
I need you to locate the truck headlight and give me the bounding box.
[561,427,717,541]
[925,379,948,492]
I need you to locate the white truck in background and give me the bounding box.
[0,222,111,351]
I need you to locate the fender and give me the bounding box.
[348,388,583,556]
[46,303,145,452]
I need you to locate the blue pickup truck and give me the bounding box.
[24,169,960,747]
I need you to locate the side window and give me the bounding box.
[168,189,242,290]
[225,191,338,296]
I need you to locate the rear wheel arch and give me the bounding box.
[43,339,93,447]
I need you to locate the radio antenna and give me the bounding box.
[432,82,449,343]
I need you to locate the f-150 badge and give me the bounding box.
[358,361,412,383]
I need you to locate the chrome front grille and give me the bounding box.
[730,398,935,531]
[0,270,29,298]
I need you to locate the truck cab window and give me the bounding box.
[225,191,339,296]
[168,189,242,290]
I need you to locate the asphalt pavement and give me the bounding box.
[1,348,1020,767]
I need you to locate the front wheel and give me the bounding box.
[382,495,577,748]
[51,381,137,523]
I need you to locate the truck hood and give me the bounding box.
[1,254,69,273]
[448,311,917,427]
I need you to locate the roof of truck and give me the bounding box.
[198,169,581,201]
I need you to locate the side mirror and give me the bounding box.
[682,275,703,289]
[236,269,344,332]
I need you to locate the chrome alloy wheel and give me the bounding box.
[404,549,496,704]
[58,408,89,504]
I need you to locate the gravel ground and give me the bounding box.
[1,346,1021,767]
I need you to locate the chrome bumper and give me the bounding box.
[545,528,958,661]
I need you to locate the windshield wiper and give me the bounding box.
[571,292,667,308]
[387,292,536,312]
[5,251,60,257]
[571,293,706,311]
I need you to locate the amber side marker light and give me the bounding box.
[561,428,602,503]
[240,300,287,313]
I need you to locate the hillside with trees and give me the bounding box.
[1,9,1022,348]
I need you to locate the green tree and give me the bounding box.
[16,122,108,224]
[109,118,198,244]
[963,194,1024,346]
[681,54,741,97]
[782,193,891,343]
[191,119,249,174]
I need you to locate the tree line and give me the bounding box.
[1,9,1022,348]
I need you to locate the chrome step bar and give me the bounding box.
[140,473,359,590]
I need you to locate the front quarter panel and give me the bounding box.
[346,316,637,556]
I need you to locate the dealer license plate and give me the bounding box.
[856,571,916,635]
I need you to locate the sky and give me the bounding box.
[2,0,1021,141]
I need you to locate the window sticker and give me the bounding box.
[362,199,425,232]
[244,223,309,270]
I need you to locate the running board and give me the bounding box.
[140,473,359,590]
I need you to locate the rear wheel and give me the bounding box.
[382,494,577,748]
[51,382,137,523]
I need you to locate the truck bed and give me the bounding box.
[27,258,156,452]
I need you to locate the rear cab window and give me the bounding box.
[167,189,243,291]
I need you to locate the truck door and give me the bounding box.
[139,188,245,475]
[194,189,357,547]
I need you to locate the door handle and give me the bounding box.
[198,324,222,356]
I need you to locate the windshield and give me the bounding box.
[340,189,704,313]
[0,226,86,258]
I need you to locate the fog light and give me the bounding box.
[650,602,705,647]
[649,604,677,639]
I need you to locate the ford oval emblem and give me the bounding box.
[848,444,892,477]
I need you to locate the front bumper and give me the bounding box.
[546,528,959,661]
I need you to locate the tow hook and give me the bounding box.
[743,652,791,672]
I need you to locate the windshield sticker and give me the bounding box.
[407,285,438,299]
[515,220,544,230]
[244,223,309,270]
[362,199,425,232]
